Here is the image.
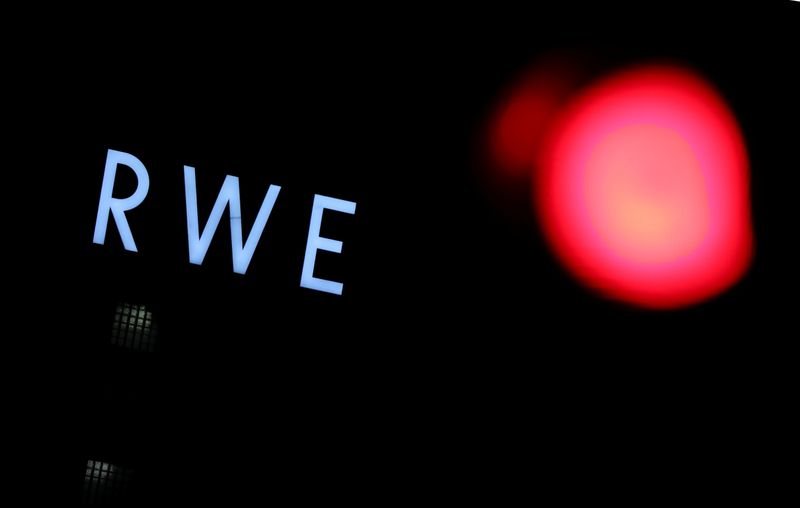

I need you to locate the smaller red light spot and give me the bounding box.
[488,59,581,182]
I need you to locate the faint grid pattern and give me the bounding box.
[82,460,133,506]
[111,303,157,352]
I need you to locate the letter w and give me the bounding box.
[184,166,281,274]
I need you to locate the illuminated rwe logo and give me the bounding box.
[93,149,357,296]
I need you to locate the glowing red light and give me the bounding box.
[535,65,753,308]
[491,75,566,177]
[489,61,579,181]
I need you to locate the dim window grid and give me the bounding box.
[82,460,133,506]
[111,303,157,352]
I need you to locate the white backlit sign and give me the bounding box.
[93,149,357,295]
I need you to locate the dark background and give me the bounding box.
[17,2,799,504]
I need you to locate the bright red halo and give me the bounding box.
[535,65,753,309]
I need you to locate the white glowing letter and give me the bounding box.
[93,149,150,252]
[184,166,281,274]
[301,194,357,295]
